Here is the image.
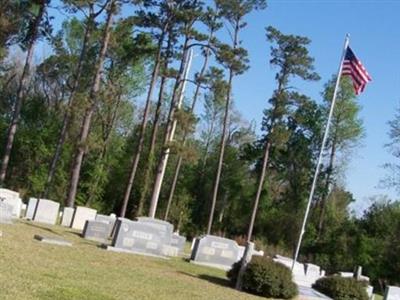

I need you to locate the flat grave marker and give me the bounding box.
[34,234,72,247]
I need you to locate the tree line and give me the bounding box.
[1,0,399,291]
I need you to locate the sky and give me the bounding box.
[228,0,400,214]
[43,0,400,214]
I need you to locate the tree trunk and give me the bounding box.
[65,0,115,207]
[86,92,123,206]
[148,37,191,218]
[42,12,95,198]
[164,39,212,221]
[206,22,239,235]
[119,23,168,217]
[0,1,46,185]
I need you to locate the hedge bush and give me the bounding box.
[227,256,298,299]
[312,276,369,300]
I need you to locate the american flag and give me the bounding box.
[342,47,372,95]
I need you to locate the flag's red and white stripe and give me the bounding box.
[342,47,372,95]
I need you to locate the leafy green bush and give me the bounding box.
[312,276,369,300]
[227,256,298,299]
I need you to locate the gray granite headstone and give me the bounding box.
[25,197,38,219]
[0,201,13,224]
[190,235,240,270]
[33,199,60,225]
[110,218,166,257]
[83,220,112,243]
[384,286,400,300]
[96,214,116,224]
[95,214,116,236]
[170,233,186,254]
[0,188,22,218]
[71,206,97,230]
[61,207,75,227]
[136,217,174,244]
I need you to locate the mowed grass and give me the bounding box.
[0,220,265,300]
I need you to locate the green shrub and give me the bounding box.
[227,256,298,299]
[312,276,369,300]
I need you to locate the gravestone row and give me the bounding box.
[1,187,327,282]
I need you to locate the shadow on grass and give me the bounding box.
[67,231,83,238]
[23,221,62,236]
[177,271,231,288]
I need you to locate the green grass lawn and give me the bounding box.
[0,220,266,300]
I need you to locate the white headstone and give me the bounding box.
[339,272,354,278]
[0,201,13,224]
[71,206,97,230]
[33,199,60,225]
[274,255,321,287]
[0,188,22,218]
[61,207,75,227]
[384,286,400,300]
[26,198,38,219]
[366,285,374,299]
[303,263,323,287]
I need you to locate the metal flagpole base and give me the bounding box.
[235,241,255,290]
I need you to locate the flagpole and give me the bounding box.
[291,34,350,271]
